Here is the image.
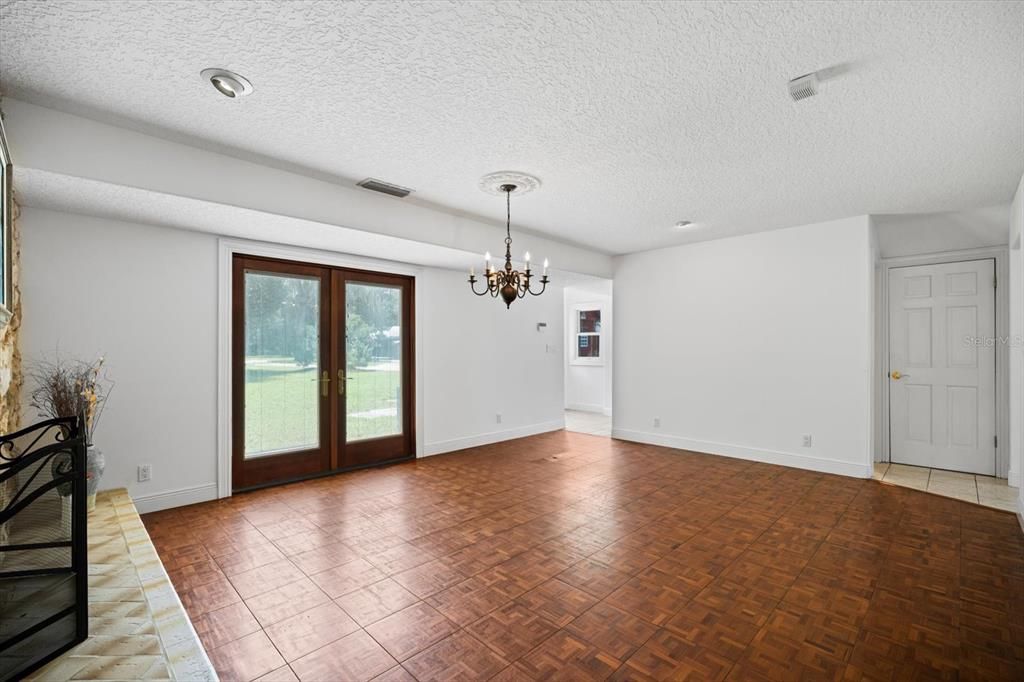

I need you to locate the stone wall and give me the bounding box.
[0,196,21,434]
[0,188,22,557]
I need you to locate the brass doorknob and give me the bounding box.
[890,370,909,380]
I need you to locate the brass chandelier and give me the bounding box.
[468,183,549,308]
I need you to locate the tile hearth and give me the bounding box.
[26,489,214,681]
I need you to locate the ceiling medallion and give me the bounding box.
[468,179,549,309]
[478,171,541,196]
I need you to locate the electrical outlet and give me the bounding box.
[653,417,661,428]
[496,413,502,424]
[802,434,812,448]
[137,464,152,483]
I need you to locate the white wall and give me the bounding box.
[420,267,564,454]
[613,216,875,478]
[1009,174,1024,519]
[874,204,1010,258]
[20,208,565,512]
[5,99,613,279]
[564,282,612,415]
[21,209,220,507]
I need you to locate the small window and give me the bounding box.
[573,308,602,365]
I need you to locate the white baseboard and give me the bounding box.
[1008,468,1020,488]
[132,483,219,514]
[423,419,565,457]
[1018,495,1024,535]
[612,429,873,479]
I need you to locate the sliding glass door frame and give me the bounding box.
[231,254,415,491]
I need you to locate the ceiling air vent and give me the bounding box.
[356,178,413,198]
[787,72,819,101]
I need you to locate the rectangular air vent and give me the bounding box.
[788,72,819,102]
[356,178,413,198]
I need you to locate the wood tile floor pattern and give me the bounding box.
[142,431,1024,681]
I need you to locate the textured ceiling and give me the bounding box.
[1,0,1022,254]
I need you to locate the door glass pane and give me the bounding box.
[346,283,402,442]
[244,271,320,458]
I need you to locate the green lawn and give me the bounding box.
[244,362,401,455]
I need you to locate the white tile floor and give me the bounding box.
[874,462,1020,512]
[564,409,611,437]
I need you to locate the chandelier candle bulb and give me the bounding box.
[543,259,549,275]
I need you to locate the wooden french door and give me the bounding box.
[232,255,415,490]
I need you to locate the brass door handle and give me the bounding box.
[321,370,330,397]
[890,370,910,380]
[338,369,345,396]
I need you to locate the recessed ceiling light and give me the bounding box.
[674,220,695,229]
[200,68,253,98]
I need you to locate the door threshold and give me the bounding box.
[233,454,416,494]
[873,462,1018,512]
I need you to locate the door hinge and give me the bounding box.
[993,275,997,289]
[994,435,998,448]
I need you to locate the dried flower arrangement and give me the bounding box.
[29,355,112,446]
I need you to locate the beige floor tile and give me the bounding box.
[974,493,1015,509]
[28,655,171,681]
[885,463,930,478]
[977,482,1019,504]
[929,469,976,483]
[881,478,929,491]
[927,478,978,502]
[72,635,164,657]
[871,463,889,480]
[881,471,929,490]
[976,495,1018,512]
[564,410,612,437]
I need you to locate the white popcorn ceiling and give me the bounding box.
[0,0,1021,255]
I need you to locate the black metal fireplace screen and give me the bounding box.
[0,417,88,681]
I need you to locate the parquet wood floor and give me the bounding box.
[142,431,1024,681]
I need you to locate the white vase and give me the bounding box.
[86,445,105,512]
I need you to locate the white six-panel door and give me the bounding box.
[888,259,996,474]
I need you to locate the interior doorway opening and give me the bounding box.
[563,277,612,436]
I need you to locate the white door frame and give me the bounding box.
[879,246,1011,481]
[216,237,426,499]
